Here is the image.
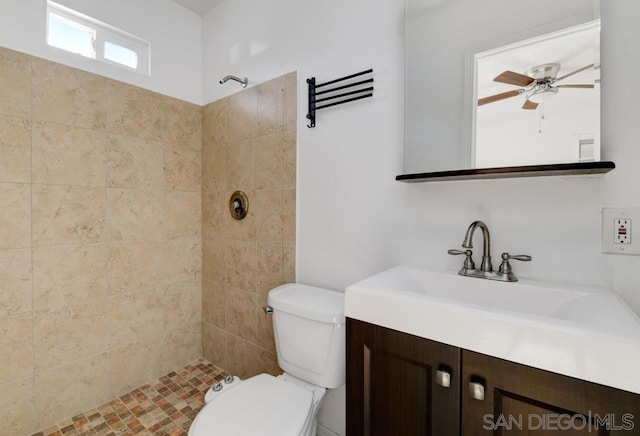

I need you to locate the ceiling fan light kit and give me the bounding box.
[478,63,596,110]
[525,84,558,104]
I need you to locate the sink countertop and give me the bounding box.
[345,265,640,394]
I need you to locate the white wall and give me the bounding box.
[203,2,404,433]
[203,1,640,435]
[0,0,202,104]
[200,0,637,299]
[475,108,598,167]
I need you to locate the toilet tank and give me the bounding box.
[268,284,345,389]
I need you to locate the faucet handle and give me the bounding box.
[448,249,475,270]
[498,252,531,274]
[501,253,532,262]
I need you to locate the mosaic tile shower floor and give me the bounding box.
[31,359,227,436]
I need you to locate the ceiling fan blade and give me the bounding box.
[478,89,523,106]
[556,84,595,89]
[493,71,535,87]
[522,100,538,110]
[555,64,595,82]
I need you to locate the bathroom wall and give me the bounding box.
[0,0,202,104]
[201,72,297,379]
[0,46,202,435]
[202,0,640,299]
[202,1,640,435]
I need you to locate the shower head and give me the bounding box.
[219,75,248,88]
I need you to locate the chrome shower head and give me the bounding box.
[219,75,248,88]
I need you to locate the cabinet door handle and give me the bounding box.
[469,381,485,401]
[435,369,451,388]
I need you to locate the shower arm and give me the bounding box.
[219,75,248,88]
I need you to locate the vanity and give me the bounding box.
[344,266,640,435]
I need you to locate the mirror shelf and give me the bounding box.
[396,161,614,183]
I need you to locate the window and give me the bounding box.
[46,1,150,75]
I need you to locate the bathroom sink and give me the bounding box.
[345,265,640,394]
[348,266,639,333]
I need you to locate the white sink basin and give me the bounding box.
[345,265,640,394]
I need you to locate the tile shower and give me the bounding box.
[201,71,296,378]
[0,45,297,434]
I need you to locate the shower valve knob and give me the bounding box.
[229,191,249,220]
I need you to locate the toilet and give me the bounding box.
[188,283,345,436]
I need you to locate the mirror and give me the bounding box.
[404,0,600,174]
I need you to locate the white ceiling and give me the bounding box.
[171,0,222,15]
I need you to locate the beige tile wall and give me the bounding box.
[0,46,203,434]
[0,45,297,434]
[202,72,297,379]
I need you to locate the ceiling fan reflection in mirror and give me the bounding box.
[477,62,597,110]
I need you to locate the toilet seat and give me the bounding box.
[189,374,313,436]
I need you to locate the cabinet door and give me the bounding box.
[462,350,640,435]
[347,318,461,435]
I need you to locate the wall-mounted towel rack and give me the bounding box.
[306,69,374,128]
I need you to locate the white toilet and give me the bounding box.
[188,283,345,436]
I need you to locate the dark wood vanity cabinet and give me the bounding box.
[347,318,640,436]
[346,318,461,435]
[462,351,640,435]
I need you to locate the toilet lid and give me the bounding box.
[189,374,313,436]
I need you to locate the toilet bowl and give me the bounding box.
[189,373,326,436]
[188,284,345,436]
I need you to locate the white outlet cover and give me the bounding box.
[602,208,640,255]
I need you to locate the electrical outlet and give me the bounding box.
[603,208,640,255]
[614,218,631,244]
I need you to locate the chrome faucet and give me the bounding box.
[462,220,492,272]
[448,220,531,282]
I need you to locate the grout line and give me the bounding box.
[28,51,37,434]
[102,79,112,407]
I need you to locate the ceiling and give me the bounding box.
[171,0,222,15]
